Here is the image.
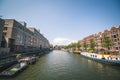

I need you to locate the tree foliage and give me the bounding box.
[102,36,112,50]
[64,42,81,49]
[90,39,95,50]
[83,42,88,50]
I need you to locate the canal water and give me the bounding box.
[0,50,120,80]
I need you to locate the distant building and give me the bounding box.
[2,19,50,52]
[27,27,50,50]
[79,25,120,52]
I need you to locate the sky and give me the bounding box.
[0,0,120,45]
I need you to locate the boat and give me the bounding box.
[0,62,28,77]
[19,56,38,64]
[81,52,120,65]
[73,50,81,54]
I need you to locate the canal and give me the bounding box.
[0,50,120,80]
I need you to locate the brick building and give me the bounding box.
[110,26,120,51]
[79,26,120,52]
[2,19,50,52]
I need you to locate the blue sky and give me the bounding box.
[0,0,120,45]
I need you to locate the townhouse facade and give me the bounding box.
[1,19,50,53]
[79,26,120,52]
[111,27,120,50]
[94,32,102,50]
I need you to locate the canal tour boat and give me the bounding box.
[0,62,28,77]
[81,52,120,65]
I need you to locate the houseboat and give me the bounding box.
[81,52,120,65]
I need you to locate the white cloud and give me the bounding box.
[52,37,77,46]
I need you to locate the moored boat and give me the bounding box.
[81,52,120,65]
[19,56,38,64]
[0,62,28,77]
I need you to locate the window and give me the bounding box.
[116,47,118,50]
[3,32,7,36]
[114,35,116,38]
[4,27,7,30]
[4,24,8,25]
[114,39,117,42]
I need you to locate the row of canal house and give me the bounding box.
[0,18,50,53]
[79,26,120,53]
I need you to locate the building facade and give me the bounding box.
[110,26,120,51]
[94,32,102,50]
[2,19,50,52]
[0,18,4,47]
[79,26,120,52]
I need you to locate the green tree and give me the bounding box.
[77,42,81,49]
[83,42,88,50]
[74,42,81,51]
[102,36,112,51]
[90,39,95,50]
[64,42,81,51]
[88,39,95,53]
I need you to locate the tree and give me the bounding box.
[77,42,81,50]
[102,36,112,53]
[74,42,81,51]
[83,42,88,50]
[87,39,95,53]
[90,39,95,50]
[64,42,81,51]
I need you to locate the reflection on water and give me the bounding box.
[0,50,120,80]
